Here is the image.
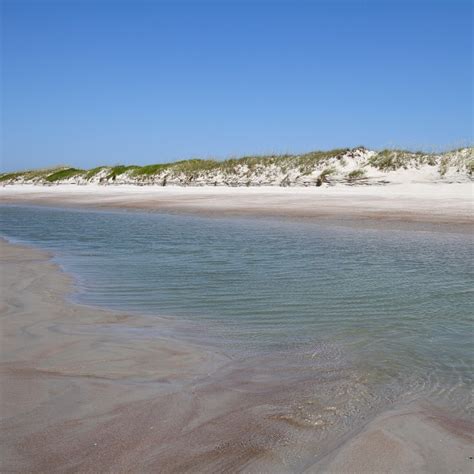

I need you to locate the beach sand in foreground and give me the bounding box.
[0,239,472,472]
[1,183,473,233]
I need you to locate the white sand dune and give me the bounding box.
[2,147,472,187]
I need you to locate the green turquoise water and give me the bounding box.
[1,205,472,416]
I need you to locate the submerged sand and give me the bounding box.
[1,183,473,233]
[0,239,472,472]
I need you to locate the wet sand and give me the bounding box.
[318,405,473,473]
[1,239,472,472]
[1,183,473,233]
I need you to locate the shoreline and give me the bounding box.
[1,183,473,233]
[1,238,472,472]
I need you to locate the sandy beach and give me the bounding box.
[1,183,473,233]
[1,238,472,472]
[3,0,472,470]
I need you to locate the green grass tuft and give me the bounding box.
[106,165,140,180]
[347,169,366,180]
[45,168,85,182]
[0,172,24,182]
[132,163,169,177]
[467,159,474,175]
[84,166,107,180]
[319,166,336,181]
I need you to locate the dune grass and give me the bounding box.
[131,163,169,177]
[0,172,24,182]
[347,169,366,181]
[1,147,472,184]
[367,149,439,170]
[84,166,107,180]
[45,168,85,182]
[318,166,337,181]
[0,167,64,182]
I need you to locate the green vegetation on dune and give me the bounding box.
[298,148,349,167]
[0,172,24,182]
[85,166,107,180]
[131,163,169,177]
[319,166,337,181]
[45,168,85,182]
[172,159,220,173]
[466,159,474,175]
[347,169,366,181]
[367,149,438,170]
[1,147,472,184]
[0,167,66,182]
[106,165,140,180]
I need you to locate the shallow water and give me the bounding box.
[1,205,472,417]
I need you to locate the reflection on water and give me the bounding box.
[1,205,472,416]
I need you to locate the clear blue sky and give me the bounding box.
[1,0,472,171]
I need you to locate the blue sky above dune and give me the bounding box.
[1,0,472,171]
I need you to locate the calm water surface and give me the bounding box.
[1,205,472,415]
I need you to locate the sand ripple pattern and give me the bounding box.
[1,205,472,417]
